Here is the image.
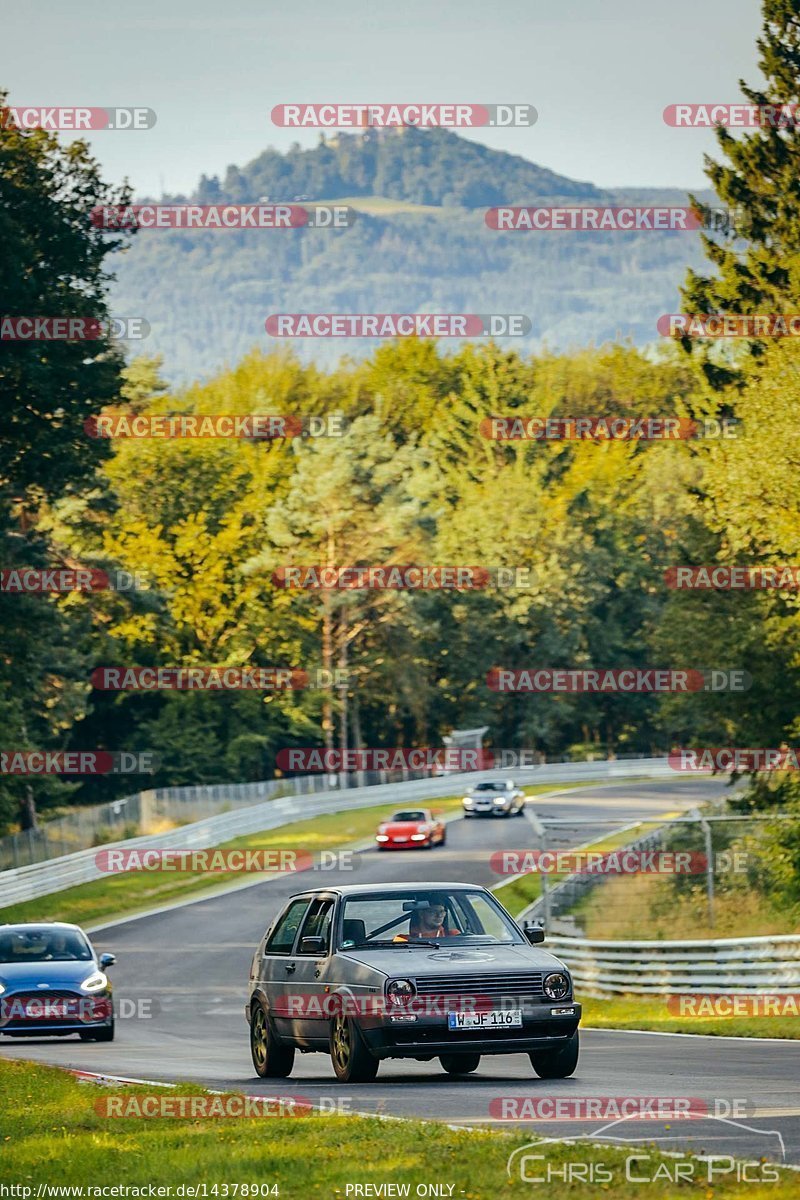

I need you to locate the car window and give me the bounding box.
[391,811,426,821]
[264,898,311,954]
[451,893,517,941]
[297,899,334,953]
[0,928,93,962]
[339,891,523,946]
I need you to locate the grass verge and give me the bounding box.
[2,781,602,929]
[0,1059,795,1198]
[579,993,800,1039]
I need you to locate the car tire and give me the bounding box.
[330,1014,379,1083]
[250,1001,295,1078]
[439,829,447,846]
[529,1031,579,1079]
[79,1018,114,1042]
[515,804,526,816]
[440,1053,480,1075]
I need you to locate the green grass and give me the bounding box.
[1,798,465,928]
[496,815,677,918]
[2,780,606,930]
[0,1059,795,1198]
[580,993,800,1039]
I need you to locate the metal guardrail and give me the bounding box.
[547,932,800,996]
[0,757,675,910]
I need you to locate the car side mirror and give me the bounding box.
[99,953,116,969]
[299,936,327,956]
[524,927,545,945]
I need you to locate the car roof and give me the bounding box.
[0,922,83,932]
[286,882,488,899]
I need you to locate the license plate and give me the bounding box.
[447,1008,523,1030]
[392,836,407,842]
[25,1003,70,1018]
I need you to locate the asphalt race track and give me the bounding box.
[4,778,800,1167]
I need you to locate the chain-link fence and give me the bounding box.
[0,767,441,870]
[510,810,800,941]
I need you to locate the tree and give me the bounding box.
[0,92,134,831]
[682,1,800,375]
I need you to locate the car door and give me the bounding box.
[258,895,312,1038]
[289,896,337,1045]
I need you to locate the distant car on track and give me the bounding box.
[462,779,526,818]
[375,808,446,850]
[246,882,580,1082]
[0,922,116,1042]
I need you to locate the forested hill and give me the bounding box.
[114,128,710,381]
[193,127,603,208]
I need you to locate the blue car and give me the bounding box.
[0,922,116,1042]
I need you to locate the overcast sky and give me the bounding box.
[4,0,764,197]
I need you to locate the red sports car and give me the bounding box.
[375,808,446,850]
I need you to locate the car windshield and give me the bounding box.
[473,782,505,792]
[339,890,523,948]
[391,811,426,822]
[0,927,93,963]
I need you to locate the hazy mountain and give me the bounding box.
[110,128,712,381]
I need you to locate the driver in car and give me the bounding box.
[393,899,460,942]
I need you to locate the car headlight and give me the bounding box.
[80,971,108,993]
[543,972,571,1000]
[376,834,389,842]
[462,797,473,804]
[0,982,5,995]
[386,979,417,1006]
[410,833,427,841]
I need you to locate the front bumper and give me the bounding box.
[0,992,113,1037]
[377,840,430,849]
[361,1004,581,1058]
[463,804,510,817]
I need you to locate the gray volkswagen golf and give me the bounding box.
[246,883,580,1082]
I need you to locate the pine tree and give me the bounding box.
[682,1,800,346]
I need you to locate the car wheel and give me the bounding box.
[529,1031,579,1079]
[250,1001,295,1078]
[515,804,526,816]
[79,1018,114,1043]
[440,1053,480,1075]
[330,1013,379,1082]
[439,829,447,846]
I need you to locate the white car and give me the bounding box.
[462,780,526,818]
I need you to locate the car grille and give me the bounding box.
[2,990,87,1023]
[414,972,545,1001]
